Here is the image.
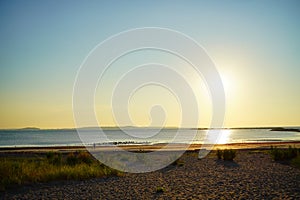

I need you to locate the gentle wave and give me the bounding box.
[0,128,300,148]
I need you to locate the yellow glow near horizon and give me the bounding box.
[1,1,300,130]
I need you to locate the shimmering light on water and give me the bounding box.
[216,129,231,144]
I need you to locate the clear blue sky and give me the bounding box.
[0,0,299,128]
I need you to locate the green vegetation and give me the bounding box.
[46,151,62,165]
[156,186,165,193]
[270,146,300,169]
[0,151,122,191]
[216,149,236,161]
[216,149,222,159]
[270,146,299,161]
[171,158,184,167]
[291,155,300,169]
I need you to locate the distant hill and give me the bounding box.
[270,127,300,132]
[18,127,40,131]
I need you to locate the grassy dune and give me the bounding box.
[0,151,122,191]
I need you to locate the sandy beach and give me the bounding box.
[1,142,300,199]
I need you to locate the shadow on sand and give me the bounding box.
[215,159,240,168]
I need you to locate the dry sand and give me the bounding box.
[1,142,300,199]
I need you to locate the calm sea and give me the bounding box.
[0,128,299,148]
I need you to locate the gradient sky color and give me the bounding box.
[0,1,299,129]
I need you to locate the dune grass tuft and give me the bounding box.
[171,158,184,166]
[270,145,299,161]
[216,149,236,161]
[291,155,300,169]
[156,186,165,193]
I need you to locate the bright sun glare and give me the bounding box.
[217,129,232,144]
[220,73,234,94]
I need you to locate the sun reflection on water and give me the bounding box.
[217,129,232,144]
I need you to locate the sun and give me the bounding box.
[220,72,234,94]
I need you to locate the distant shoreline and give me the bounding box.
[1,128,299,151]
[1,141,299,153]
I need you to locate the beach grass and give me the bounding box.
[156,186,165,193]
[270,145,299,161]
[216,149,237,161]
[171,158,185,166]
[291,155,300,169]
[0,151,122,191]
[269,146,300,169]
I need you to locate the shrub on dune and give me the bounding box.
[270,145,299,161]
[216,149,236,161]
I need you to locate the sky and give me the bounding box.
[0,0,300,129]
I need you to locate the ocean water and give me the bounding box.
[0,128,299,148]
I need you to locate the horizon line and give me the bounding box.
[1,125,300,131]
